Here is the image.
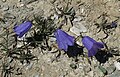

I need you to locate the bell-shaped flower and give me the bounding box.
[82,36,104,57]
[54,29,75,51]
[14,21,32,38]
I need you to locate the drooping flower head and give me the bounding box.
[82,36,104,57]
[54,29,75,51]
[111,22,117,28]
[14,21,32,38]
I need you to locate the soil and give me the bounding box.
[0,0,120,77]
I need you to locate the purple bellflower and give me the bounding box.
[111,22,117,28]
[82,36,104,57]
[54,29,75,51]
[14,21,32,38]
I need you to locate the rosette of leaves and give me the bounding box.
[54,2,75,27]
[26,16,56,50]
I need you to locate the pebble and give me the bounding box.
[2,0,6,2]
[95,67,105,77]
[108,70,120,77]
[73,16,83,22]
[106,64,116,74]
[88,71,94,77]
[70,63,77,69]
[114,61,120,70]
[2,5,9,11]
[70,24,87,36]
[18,0,21,2]
[70,26,81,36]
[76,37,82,46]
[25,62,33,70]
[70,16,87,34]
[83,66,91,73]
[96,30,107,39]
[48,37,56,46]
[4,13,16,19]
[34,74,39,77]
[21,0,38,4]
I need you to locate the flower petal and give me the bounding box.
[82,36,94,50]
[57,29,74,46]
[66,35,75,46]
[58,39,68,51]
[55,31,68,51]
[88,43,99,57]
[54,29,75,51]
[95,42,104,49]
[82,36,104,57]
[14,21,32,38]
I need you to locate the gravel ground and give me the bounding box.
[0,0,120,77]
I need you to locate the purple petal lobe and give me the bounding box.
[82,36,104,57]
[95,42,104,49]
[14,21,32,38]
[54,29,75,51]
[82,36,94,50]
[88,43,99,57]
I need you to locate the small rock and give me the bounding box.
[20,3,25,7]
[73,16,83,22]
[21,0,38,4]
[108,70,120,77]
[88,71,94,77]
[2,5,9,11]
[95,66,105,77]
[84,66,91,73]
[76,37,82,46]
[4,13,16,19]
[48,37,56,46]
[70,22,87,35]
[25,62,33,70]
[2,0,6,2]
[70,26,87,36]
[49,37,56,42]
[0,5,2,9]
[34,74,39,77]
[51,14,59,20]
[70,26,81,36]
[97,30,107,39]
[114,61,120,70]
[106,64,116,74]
[70,63,77,69]
[18,0,21,2]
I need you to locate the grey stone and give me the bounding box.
[114,61,120,70]
[70,63,77,69]
[73,16,83,22]
[109,70,120,77]
[2,0,6,2]
[21,0,38,4]
[4,13,16,19]
[70,20,87,35]
[25,62,33,70]
[34,74,39,77]
[18,0,21,2]
[83,66,91,73]
[88,71,94,77]
[70,25,87,36]
[2,5,9,11]
[95,67,104,77]
[106,64,116,74]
